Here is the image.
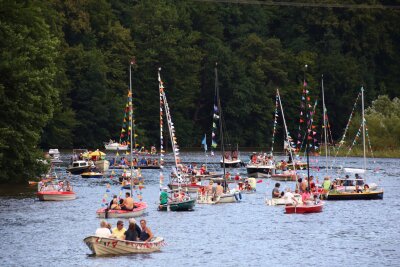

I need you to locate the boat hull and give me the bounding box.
[285,202,324,214]
[324,190,383,200]
[246,165,274,178]
[96,202,147,218]
[84,236,164,256]
[220,159,244,168]
[270,173,298,181]
[105,143,128,151]
[158,199,196,211]
[81,172,103,178]
[197,192,240,204]
[66,166,91,175]
[95,160,110,172]
[37,191,76,201]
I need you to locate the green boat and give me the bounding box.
[158,199,196,211]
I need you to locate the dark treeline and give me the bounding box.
[1,0,400,182]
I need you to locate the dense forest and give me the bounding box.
[1,0,400,182]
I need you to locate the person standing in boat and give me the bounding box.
[355,174,364,186]
[159,187,170,209]
[124,219,140,241]
[139,219,154,243]
[215,182,224,197]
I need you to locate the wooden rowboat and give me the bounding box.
[168,183,201,193]
[37,191,76,201]
[96,202,147,218]
[83,236,164,256]
[323,190,383,200]
[285,202,324,214]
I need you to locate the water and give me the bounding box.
[0,153,399,266]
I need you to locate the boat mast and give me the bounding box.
[277,89,296,174]
[321,75,329,175]
[129,63,134,197]
[304,65,310,192]
[361,86,367,171]
[215,63,227,192]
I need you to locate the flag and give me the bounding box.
[201,134,208,151]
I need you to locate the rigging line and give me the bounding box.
[193,0,400,10]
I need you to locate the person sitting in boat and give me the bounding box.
[280,160,288,171]
[215,182,224,197]
[159,187,170,209]
[301,191,312,205]
[309,176,316,192]
[244,180,252,191]
[272,183,282,198]
[153,159,159,166]
[132,158,138,166]
[111,220,126,240]
[224,151,231,160]
[232,150,238,160]
[95,220,112,238]
[225,172,231,180]
[363,184,370,192]
[300,178,308,193]
[200,164,208,175]
[343,175,353,186]
[139,219,154,243]
[108,195,118,209]
[139,157,147,166]
[110,198,121,210]
[120,192,136,211]
[206,180,214,196]
[355,174,364,186]
[353,185,363,193]
[284,188,298,205]
[151,145,157,155]
[124,219,139,241]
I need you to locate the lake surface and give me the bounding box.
[0,152,399,266]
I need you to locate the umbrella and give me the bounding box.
[89,150,106,157]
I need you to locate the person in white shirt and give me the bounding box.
[284,188,299,205]
[95,220,112,238]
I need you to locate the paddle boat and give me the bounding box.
[96,202,148,218]
[237,178,257,194]
[83,236,164,256]
[37,181,76,201]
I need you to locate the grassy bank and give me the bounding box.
[321,147,400,159]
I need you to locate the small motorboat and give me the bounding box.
[270,170,298,181]
[81,172,103,178]
[285,201,324,214]
[104,141,128,151]
[37,181,76,201]
[66,160,92,175]
[266,193,302,206]
[83,236,164,256]
[96,202,147,218]
[197,190,241,204]
[323,189,384,200]
[48,148,63,164]
[246,164,275,178]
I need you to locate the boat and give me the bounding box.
[48,149,63,164]
[66,160,92,175]
[104,141,128,151]
[96,202,148,218]
[326,87,383,200]
[81,172,103,178]
[270,170,298,181]
[197,64,240,204]
[158,69,196,211]
[246,163,275,178]
[83,236,164,256]
[285,202,324,214]
[37,181,76,201]
[266,193,302,206]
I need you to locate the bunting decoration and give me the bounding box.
[211,102,219,156]
[159,73,165,189]
[345,123,363,158]
[100,183,111,208]
[270,91,279,155]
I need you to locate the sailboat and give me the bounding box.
[158,68,196,211]
[197,63,241,204]
[323,87,383,200]
[96,63,148,218]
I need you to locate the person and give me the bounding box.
[111,220,126,239]
[353,185,363,193]
[322,177,331,191]
[343,175,353,186]
[110,198,121,210]
[95,220,112,238]
[309,176,316,192]
[139,219,154,242]
[206,180,214,195]
[124,218,140,241]
[300,178,308,192]
[109,195,118,209]
[355,174,364,186]
[159,187,169,209]
[363,184,370,192]
[283,188,298,205]
[301,191,312,204]
[272,183,281,198]
[121,192,136,211]
[244,180,252,191]
[65,181,72,192]
[215,182,224,196]
[139,158,147,166]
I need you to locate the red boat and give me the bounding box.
[285,202,324,214]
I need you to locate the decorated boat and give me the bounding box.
[66,160,92,175]
[323,189,383,200]
[158,69,196,211]
[285,202,324,214]
[266,193,302,206]
[246,163,275,178]
[168,182,201,193]
[83,236,164,256]
[96,202,148,218]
